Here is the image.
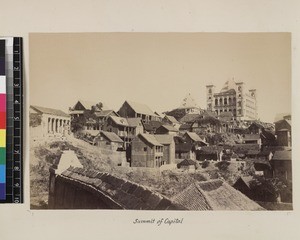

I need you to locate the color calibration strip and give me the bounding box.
[0,37,23,203]
[0,40,6,200]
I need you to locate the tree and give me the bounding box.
[30,113,42,127]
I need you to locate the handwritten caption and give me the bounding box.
[133,218,184,226]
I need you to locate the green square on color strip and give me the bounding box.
[0,148,5,164]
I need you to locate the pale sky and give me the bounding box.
[29,33,291,122]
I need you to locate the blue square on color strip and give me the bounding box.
[0,183,5,199]
[0,165,5,183]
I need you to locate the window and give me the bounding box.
[215,99,218,106]
[144,147,147,151]
[208,89,212,94]
[224,98,227,105]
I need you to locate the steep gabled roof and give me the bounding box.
[177,159,197,167]
[142,121,163,132]
[139,134,163,147]
[30,105,70,118]
[99,131,123,143]
[172,179,264,211]
[125,100,156,116]
[74,100,109,111]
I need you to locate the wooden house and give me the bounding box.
[118,100,159,122]
[275,117,291,147]
[131,134,164,168]
[95,131,124,150]
[155,124,178,135]
[154,135,175,165]
[270,150,292,181]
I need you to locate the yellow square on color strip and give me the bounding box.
[0,130,6,147]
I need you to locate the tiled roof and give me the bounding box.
[139,134,163,147]
[31,105,70,118]
[126,100,156,116]
[172,179,264,211]
[154,134,174,145]
[100,131,123,143]
[60,167,186,210]
[272,150,292,161]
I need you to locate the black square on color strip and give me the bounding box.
[14,121,20,128]
[0,40,5,57]
[0,58,5,75]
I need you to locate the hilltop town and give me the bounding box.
[29,79,292,210]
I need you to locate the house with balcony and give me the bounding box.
[102,116,143,149]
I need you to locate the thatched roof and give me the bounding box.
[172,179,264,211]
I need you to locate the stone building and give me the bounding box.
[206,78,257,120]
[30,105,71,139]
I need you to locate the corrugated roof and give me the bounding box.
[31,105,70,118]
[100,131,123,143]
[154,134,174,145]
[125,100,156,116]
[139,134,163,147]
[172,179,264,211]
[272,150,292,161]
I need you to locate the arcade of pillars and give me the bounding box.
[47,117,70,134]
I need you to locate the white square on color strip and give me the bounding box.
[0,76,6,94]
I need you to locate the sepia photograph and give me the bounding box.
[29,32,292,210]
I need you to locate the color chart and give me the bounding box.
[0,39,6,200]
[0,37,23,203]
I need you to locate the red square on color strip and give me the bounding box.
[0,94,6,112]
[0,112,5,129]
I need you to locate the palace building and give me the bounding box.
[206,79,257,121]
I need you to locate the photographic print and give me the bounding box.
[29,33,292,210]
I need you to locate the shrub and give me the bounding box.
[202,161,210,168]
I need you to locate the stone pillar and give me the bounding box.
[48,118,51,133]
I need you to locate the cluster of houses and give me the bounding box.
[30,94,292,186]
